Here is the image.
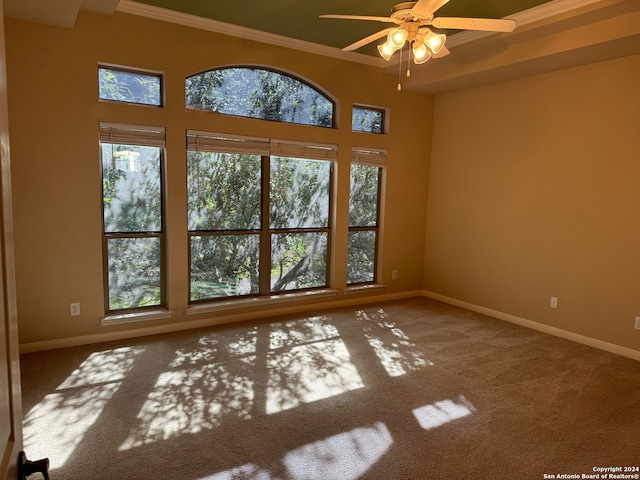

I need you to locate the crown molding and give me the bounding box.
[446,0,603,47]
[116,0,604,65]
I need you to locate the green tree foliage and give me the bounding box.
[270,157,329,229]
[270,157,329,292]
[184,70,225,112]
[190,235,260,300]
[271,232,327,292]
[185,67,333,127]
[187,151,261,300]
[347,231,375,284]
[187,152,261,231]
[102,145,161,232]
[349,164,379,227]
[347,164,381,284]
[102,144,163,310]
[187,151,331,299]
[183,67,336,300]
[99,68,161,106]
[108,238,161,310]
[352,107,384,133]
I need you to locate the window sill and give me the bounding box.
[187,288,339,316]
[101,308,174,326]
[345,284,386,295]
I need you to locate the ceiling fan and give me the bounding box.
[320,0,517,65]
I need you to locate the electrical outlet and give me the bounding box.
[392,270,397,280]
[70,302,80,316]
[550,296,558,309]
[635,317,640,330]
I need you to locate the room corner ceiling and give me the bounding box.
[4,0,120,29]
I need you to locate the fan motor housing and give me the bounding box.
[391,2,433,21]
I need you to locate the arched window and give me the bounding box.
[185,67,334,127]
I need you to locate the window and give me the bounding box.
[187,131,335,302]
[185,67,334,127]
[100,123,166,312]
[99,66,162,106]
[347,148,386,285]
[352,106,385,134]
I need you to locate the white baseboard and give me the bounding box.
[19,290,422,353]
[22,289,639,360]
[422,290,640,362]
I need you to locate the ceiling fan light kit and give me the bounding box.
[378,25,445,65]
[321,0,517,89]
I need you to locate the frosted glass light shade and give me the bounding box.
[377,41,398,61]
[412,43,431,64]
[388,28,408,48]
[425,31,446,54]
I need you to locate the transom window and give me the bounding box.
[98,66,163,107]
[352,106,385,134]
[99,123,166,312]
[187,131,335,302]
[185,67,334,127]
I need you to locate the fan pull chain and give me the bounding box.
[407,44,412,78]
[397,47,403,91]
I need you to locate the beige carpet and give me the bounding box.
[20,297,640,479]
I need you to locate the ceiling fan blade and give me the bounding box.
[433,45,450,58]
[343,28,394,51]
[432,17,517,32]
[320,14,395,23]
[411,0,450,16]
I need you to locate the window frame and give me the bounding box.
[347,148,386,286]
[186,131,336,304]
[99,122,167,314]
[352,105,386,134]
[98,64,164,107]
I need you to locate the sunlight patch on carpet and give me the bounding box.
[58,346,145,387]
[269,316,339,349]
[171,328,257,368]
[119,357,255,450]
[266,317,364,414]
[23,346,145,469]
[197,423,392,480]
[195,463,272,480]
[358,309,433,377]
[413,396,476,431]
[283,422,393,480]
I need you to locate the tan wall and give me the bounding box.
[5,12,433,345]
[425,53,640,353]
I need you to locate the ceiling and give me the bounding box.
[4,0,640,94]
[129,0,556,56]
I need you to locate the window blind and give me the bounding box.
[186,130,270,156]
[270,139,337,162]
[351,147,387,167]
[187,131,337,161]
[99,122,165,147]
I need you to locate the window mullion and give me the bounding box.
[259,156,271,295]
